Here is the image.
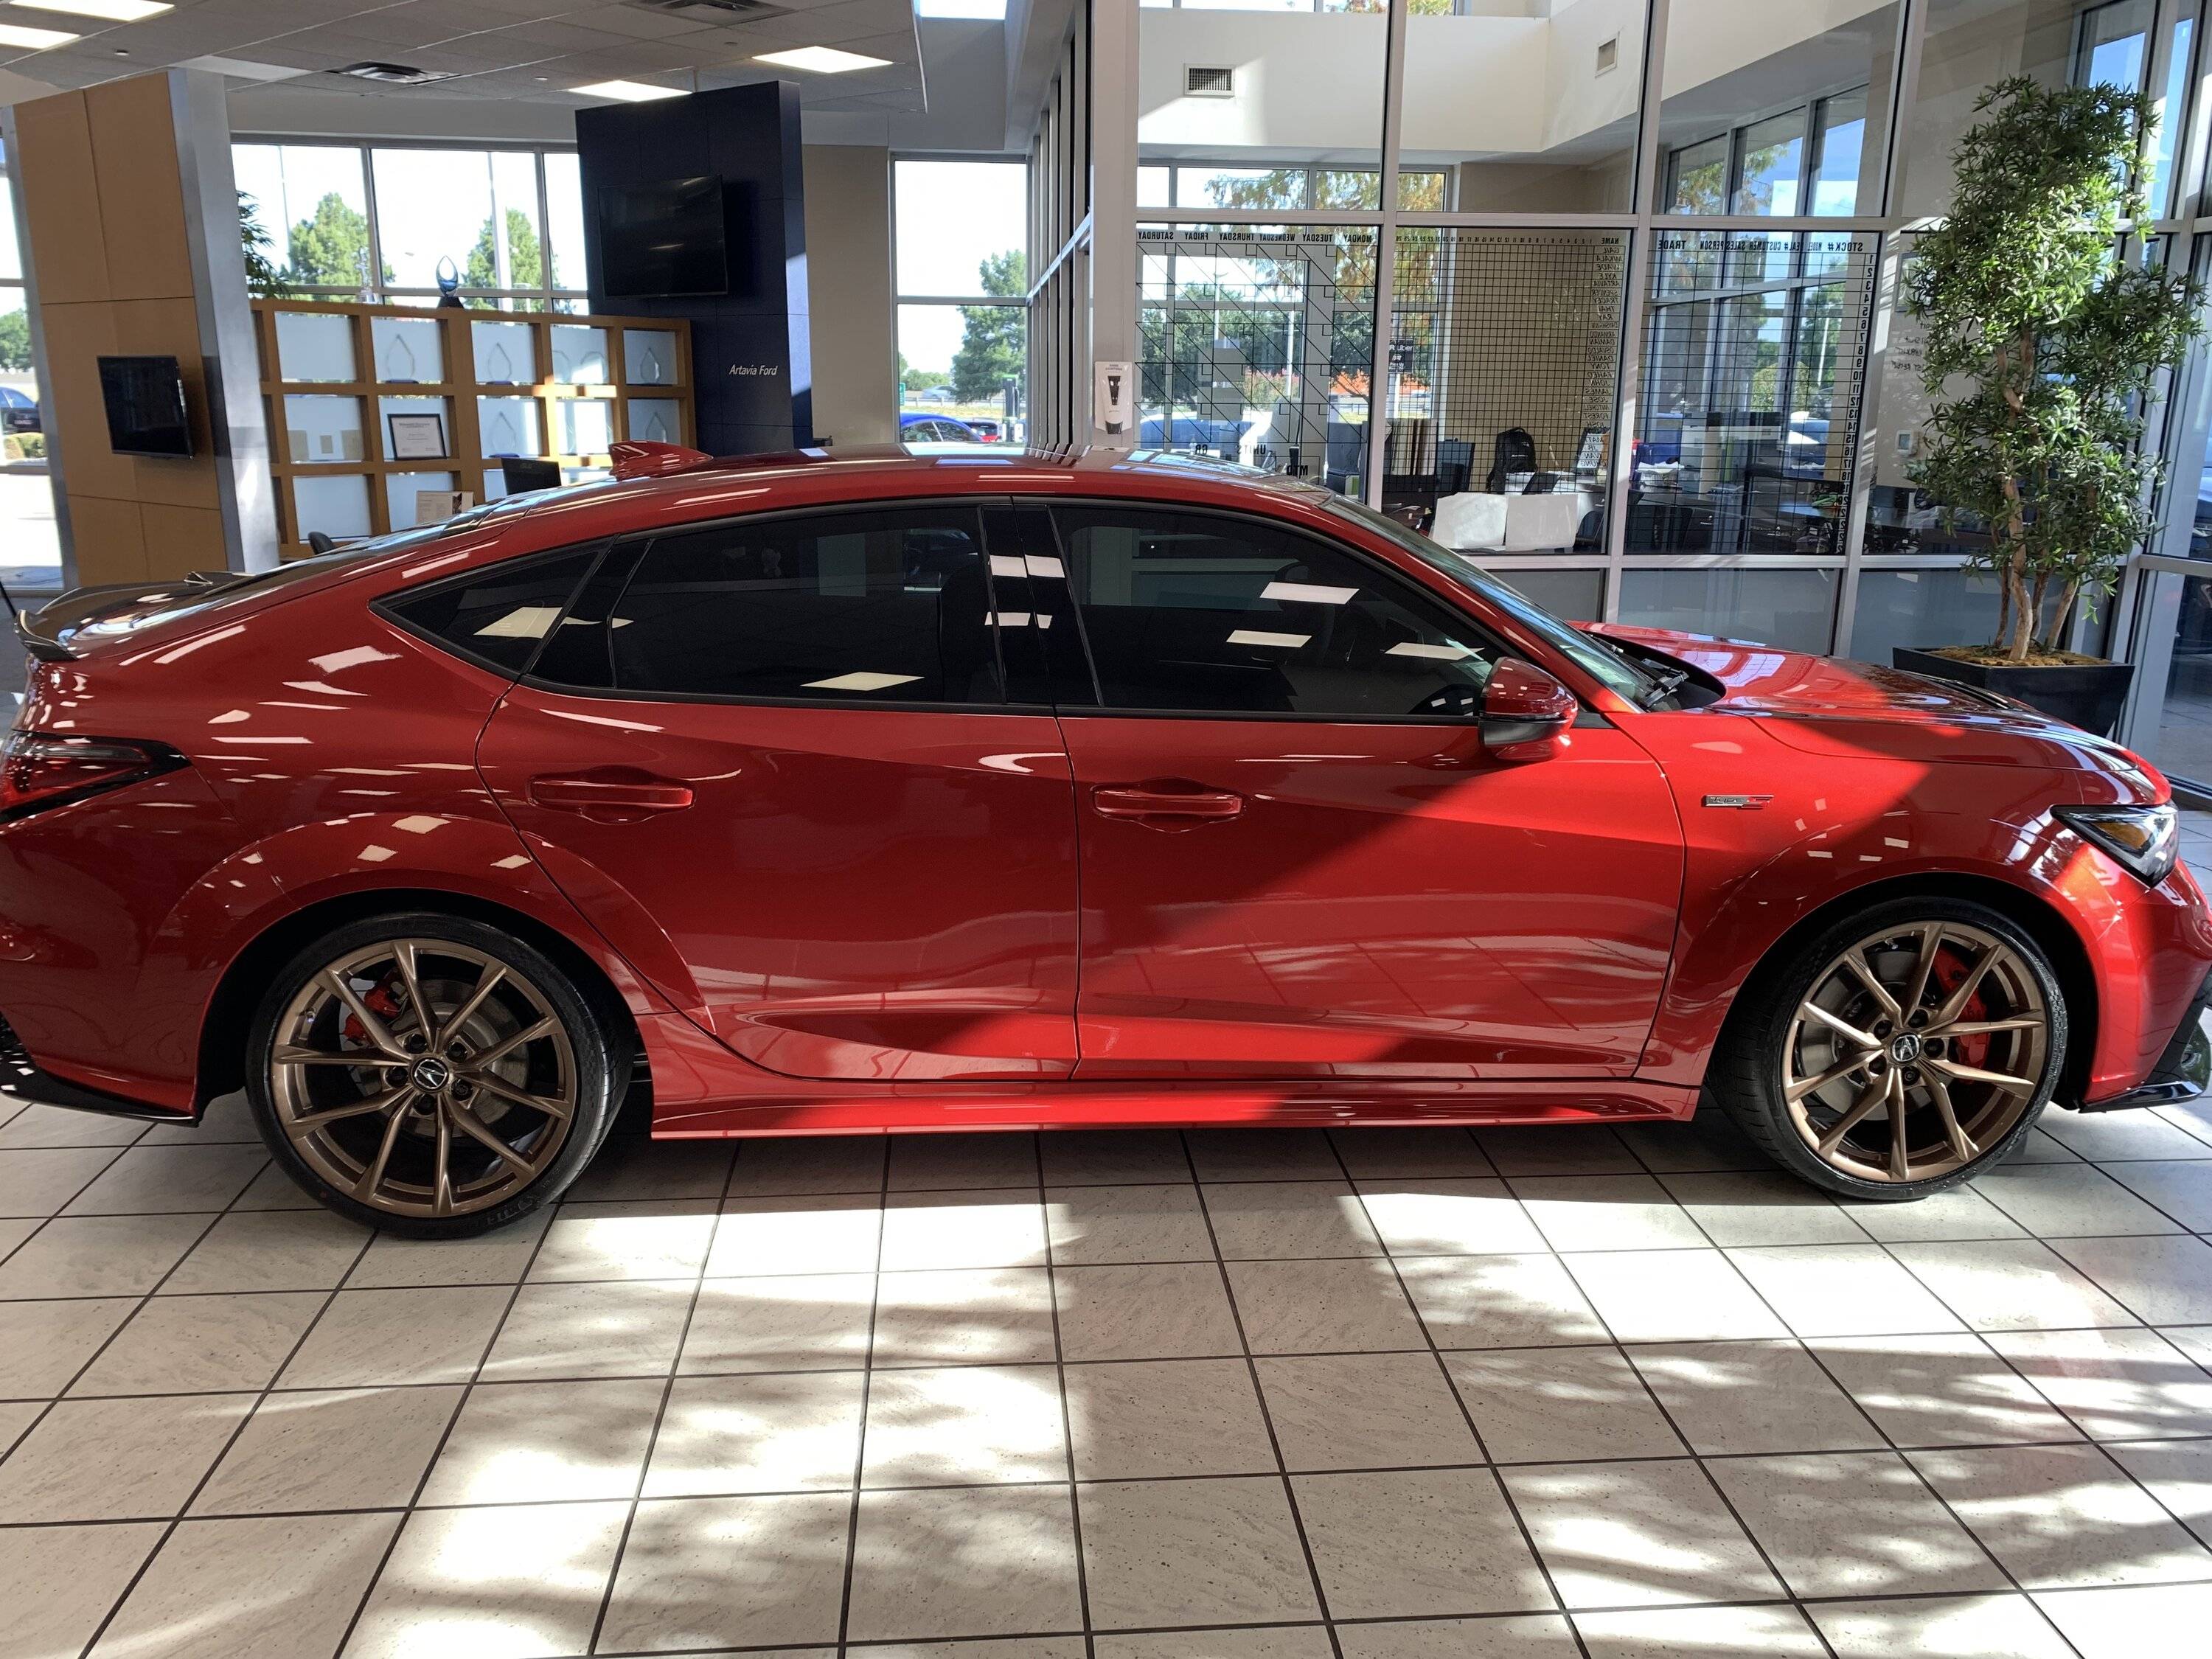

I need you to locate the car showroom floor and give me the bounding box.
[9,863,2212,1658]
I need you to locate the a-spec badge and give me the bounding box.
[1702,793,1775,810]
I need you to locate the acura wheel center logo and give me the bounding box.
[411,1057,453,1092]
[1888,1034,1923,1065]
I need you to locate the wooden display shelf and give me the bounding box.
[252,299,695,560]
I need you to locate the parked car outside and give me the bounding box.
[4,447,2205,1235]
[0,386,38,436]
[899,412,983,442]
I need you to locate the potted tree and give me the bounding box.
[1893,75,2202,736]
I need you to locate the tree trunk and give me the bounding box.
[2043,580,2080,653]
[2018,571,2050,662]
[2006,560,2036,661]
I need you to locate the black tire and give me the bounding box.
[1708,896,2066,1202]
[246,912,622,1237]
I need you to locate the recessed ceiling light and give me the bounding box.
[572,78,687,102]
[0,20,74,46]
[916,0,1007,15]
[10,0,172,21]
[754,45,890,73]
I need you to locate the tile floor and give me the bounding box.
[4,821,2212,1657]
[4,1101,2212,1658]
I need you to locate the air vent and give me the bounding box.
[627,0,790,20]
[1185,65,1236,98]
[335,61,451,85]
[1595,35,1618,74]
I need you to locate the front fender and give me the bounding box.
[1626,714,2112,1088]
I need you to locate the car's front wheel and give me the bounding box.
[1711,897,2066,1200]
[246,914,620,1236]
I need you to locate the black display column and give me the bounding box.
[576,81,813,456]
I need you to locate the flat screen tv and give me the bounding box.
[96,355,192,459]
[598,175,729,299]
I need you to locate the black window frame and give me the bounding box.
[1028,498,1518,725]
[509,495,1043,715]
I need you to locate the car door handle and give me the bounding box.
[528,771,695,819]
[1092,784,1245,822]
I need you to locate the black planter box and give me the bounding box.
[1893,647,2134,737]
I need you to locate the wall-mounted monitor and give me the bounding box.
[597,175,730,299]
[95,355,192,459]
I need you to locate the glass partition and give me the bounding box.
[1137,225,1379,495]
[1386,228,1627,554]
[1630,229,1876,557]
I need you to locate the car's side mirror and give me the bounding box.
[1481,658,1578,762]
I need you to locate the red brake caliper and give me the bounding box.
[1926,952,1993,1072]
[341,981,406,1051]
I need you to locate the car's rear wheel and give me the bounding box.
[1711,897,2066,1200]
[246,914,619,1237]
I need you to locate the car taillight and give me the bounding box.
[0,734,178,821]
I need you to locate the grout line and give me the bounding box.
[1181,1129,1349,1659]
[1328,1124,1597,1659]
[70,1165,375,1659]
[830,1134,893,1651]
[326,1185,571,1659]
[1614,1125,2096,1659]
[582,1140,731,1655]
[6,1125,2212,1652]
[1034,1132,1099,1659]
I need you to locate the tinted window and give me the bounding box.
[384,549,601,675]
[608,506,1001,703]
[1054,507,1503,717]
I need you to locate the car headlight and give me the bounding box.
[2055,802,2180,886]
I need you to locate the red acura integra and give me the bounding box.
[3,446,2208,1237]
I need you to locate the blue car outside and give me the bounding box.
[900,413,983,442]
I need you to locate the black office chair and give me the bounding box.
[1436,439,1473,496]
[1486,427,1537,493]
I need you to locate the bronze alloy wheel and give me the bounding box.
[268,937,580,1220]
[1780,919,2052,1184]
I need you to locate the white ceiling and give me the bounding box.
[1,0,931,114]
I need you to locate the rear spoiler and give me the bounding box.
[16,571,251,664]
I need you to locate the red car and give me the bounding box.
[4,445,2208,1237]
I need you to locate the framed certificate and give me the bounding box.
[386,411,448,461]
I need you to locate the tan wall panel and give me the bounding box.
[139,504,227,580]
[802,145,897,448]
[86,75,191,305]
[13,91,108,304]
[66,495,147,585]
[114,298,218,509]
[34,302,129,501]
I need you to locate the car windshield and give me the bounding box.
[1324,498,1659,705]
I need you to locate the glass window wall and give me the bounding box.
[1658,1,1901,220]
[0,137,57,589]
[1630,230,1875,557]
[895,161,1029,439]
[232,139,583,310]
